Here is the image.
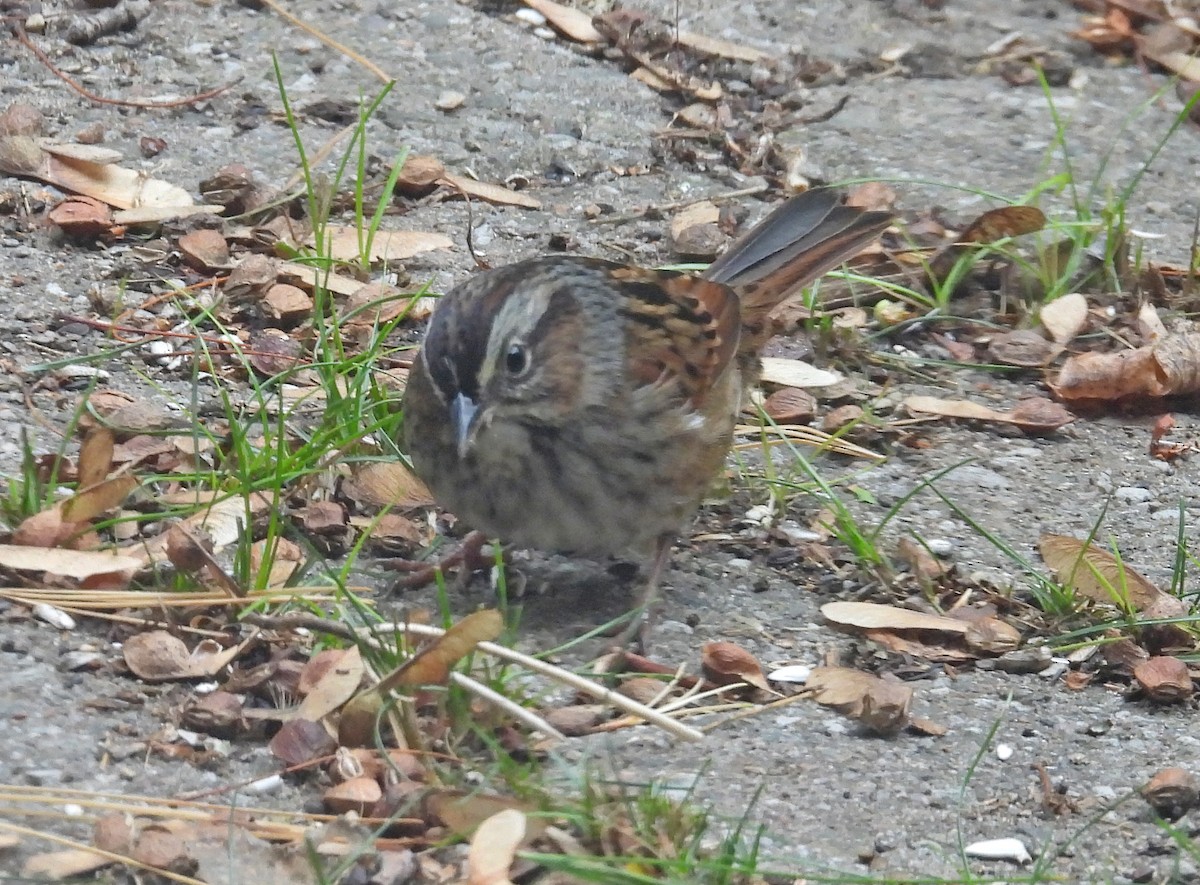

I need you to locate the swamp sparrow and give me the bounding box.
[403,188,892,637]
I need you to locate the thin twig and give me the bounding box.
[257,0,391,84]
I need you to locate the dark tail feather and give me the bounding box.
[705,187,892,356]
[704,187,892,290]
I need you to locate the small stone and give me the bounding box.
[435,90,465,111]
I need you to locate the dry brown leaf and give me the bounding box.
[296,646,365,721]
[467,808,526,885]
[759,357,841,388]
[761,387,816,423]
[379,609,504,692]
[522,0,603,42]
[47,196,113,238]
[1133,656,1193,703]
[443,174,541,209]
[427,791,544,840]
[322,226,453,263]
[324,777,383,816]
[1053,331,1200,401]
[1039,292,1089,343]
[343,461,434,509]
[675,29,770,62]
[22,848,111,879]
[278,260,368,297]
[805,666,913,735]
[700,641,772,692]
[927,204,1046,282]
[178,228,230,270]
[904,395,1074,433]
[670,200,724,258]
[78,428,115,489]
[987,329,1060,367]
[896,537,948,582]
[822,600,970,635]
[0,544,142,580]
[1143,768,1199,820]
[61,475,138,523]
[122,630,247,681]
[0,136,212,215]
[395,154,446,195]
[1039,534,1186,616]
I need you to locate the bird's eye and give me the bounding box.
[504,343,529,376]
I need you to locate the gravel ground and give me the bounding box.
[2,0,1200,881]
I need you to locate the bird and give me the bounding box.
[402,187,892,641]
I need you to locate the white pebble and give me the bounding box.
[995,743,1013,761]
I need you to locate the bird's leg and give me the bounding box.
[386,530,494,590]
[610,533,674,651]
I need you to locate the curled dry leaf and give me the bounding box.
[1132,656,1193,703]
[427,791,543,840]
[467,808,527,885]
[268,718,338,766]
[48,195,114,238]
[78,428,115,489]
[927,204,1046,283]
[21,849,111,879]
[761,386,817,423]
[804,666,913,736]
[701,641,772,692]
[380,609,504,692]
[177,228,230,270]
[324,777,383,816]
[343,461,435,509]
[1142,767,1199,820]
[122,630,245,681]
[395,154,446,195]
[296,646,365,722]
[1052,331,1200,402]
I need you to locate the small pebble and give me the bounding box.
[996,743,1014,761]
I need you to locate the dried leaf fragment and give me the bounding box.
[1133,656,1193,703]
[700,641,772,692]
[467,809,526,885]
[1143,767,1199,820]
[804,666,913,735]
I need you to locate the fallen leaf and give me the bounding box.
[1133,656,1193,703]
[296,646,365,721]
[700,641,772,692]
[759,357,841,388]
[443,174,541,209]
[321,226,453,263]
[0,544,141,580]
[1039,534,1186,615]
[467,809,526,885]
[804,666,913,735]
[1052,331,1200,401]
[1039,292,1089,343]
[521,0,603,42]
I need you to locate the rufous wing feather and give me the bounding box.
[611,266,740,405]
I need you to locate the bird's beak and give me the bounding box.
[452,393,480,456]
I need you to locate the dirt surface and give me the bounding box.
[2,0,1200,881]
